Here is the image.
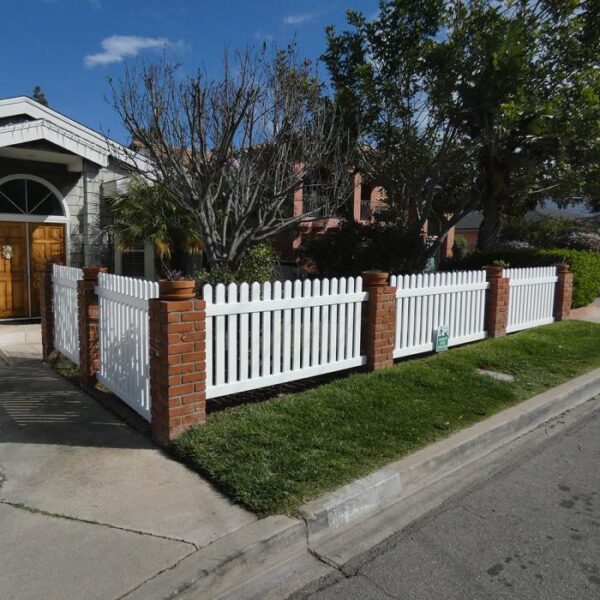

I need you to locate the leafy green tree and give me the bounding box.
[104,175,203,275]
[442,0,600,248]
[32,86,48,106]
[325,0,600,252]
[323,0,478,262]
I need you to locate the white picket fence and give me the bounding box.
[50,264,564,420]
[390,271,489,358]
[504,267,557,333]
[52,264,83,364]
[203,277,367,398]
[96,273,159,421]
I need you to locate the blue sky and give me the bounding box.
[0,0,377,144]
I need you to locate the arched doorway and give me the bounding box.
[0,175,69,319]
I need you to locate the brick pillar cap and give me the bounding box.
[556,263,570,274]
[484,265,505,277]
[83,266,108,280]
[362,271,389,287]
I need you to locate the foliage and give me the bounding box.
[453,235,468,259]
[162,269,187,282]
[323,0,478,261]
[32,86,48,106]
[300,220,425,277]
[104,175,203,273]
[442,246,600,308]
[324,0,600,252]
[556,231,600,253]
[111,46,351,271]
[170,321,600,514]
[502,217,577,248]
[442,0,600,248]
[195,242,280,287]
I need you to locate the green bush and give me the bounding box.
[442,247,600,308]
[453,235,468,259]
[195,242,280,288]
[301,221,425,277]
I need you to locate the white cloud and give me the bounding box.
[84,35,170,67]
[283,13,313,25]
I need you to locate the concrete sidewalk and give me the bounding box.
[0,326,255,600]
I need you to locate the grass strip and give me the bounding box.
[171,321,600,515]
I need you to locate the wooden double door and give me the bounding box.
[0,222,65,319]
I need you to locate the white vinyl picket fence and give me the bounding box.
[390,271,489,358]
[203,277,367,398]
[96,273,159,421]
[52,264,83,365]
[504,266,557,333]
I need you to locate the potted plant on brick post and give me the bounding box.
[159,269,196,301]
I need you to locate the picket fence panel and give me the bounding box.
[96,273,159,421]
[203,277,367,399]
[390,271,489,358]
[504,266,557,333]
[52,264,83,364]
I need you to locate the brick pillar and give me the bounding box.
[78,266,106,390]
[484,266,509,338]
[554,264,573,321]
[149,297,206,445]
[39,265,54,360]
[362,271,396,371]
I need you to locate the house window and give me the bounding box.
[121,243,146,278]
[115,239,155,280]
[0,177,63,216]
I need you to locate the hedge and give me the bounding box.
[441,247,600,308]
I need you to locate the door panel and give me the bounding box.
[0,222,28,318]
[30,223,65,317]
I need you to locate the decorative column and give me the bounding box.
[554,264,573,321]
[39,265,54,360]
[78,266,106,390]
[148,296,207,445]
[484,266,509,338]
[362,271,396,371]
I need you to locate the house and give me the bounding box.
[0,96,153,320]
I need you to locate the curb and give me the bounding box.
[299,367,600,543]
[124,515,306,600]
[126,368,600,599]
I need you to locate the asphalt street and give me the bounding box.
[303,400,600,600]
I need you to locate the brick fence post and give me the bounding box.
[148,297,206,445]
[39,265,54,360]
[78,266,106,390]
[554,264,573,321]
[484,266,509,338]
[362,271,396,371]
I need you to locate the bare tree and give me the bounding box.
[110,48,351,271]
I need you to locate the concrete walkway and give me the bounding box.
[0,324,255,600]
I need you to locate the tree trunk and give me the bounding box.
[477,157,510,251]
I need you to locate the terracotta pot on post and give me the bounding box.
[158,279,196,301]
[361,270,389,287]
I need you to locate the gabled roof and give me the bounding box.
[0,96,150,171]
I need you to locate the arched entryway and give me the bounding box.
[0,175,69,319]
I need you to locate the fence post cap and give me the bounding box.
[556,263,570,274]
[361,271,389,287]
[82,266,108,280]
[484,265,504,278]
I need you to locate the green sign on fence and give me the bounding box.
[435,326,449,352]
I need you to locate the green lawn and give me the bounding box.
[171,321,600,515]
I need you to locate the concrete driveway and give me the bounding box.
[0,325,255,600]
